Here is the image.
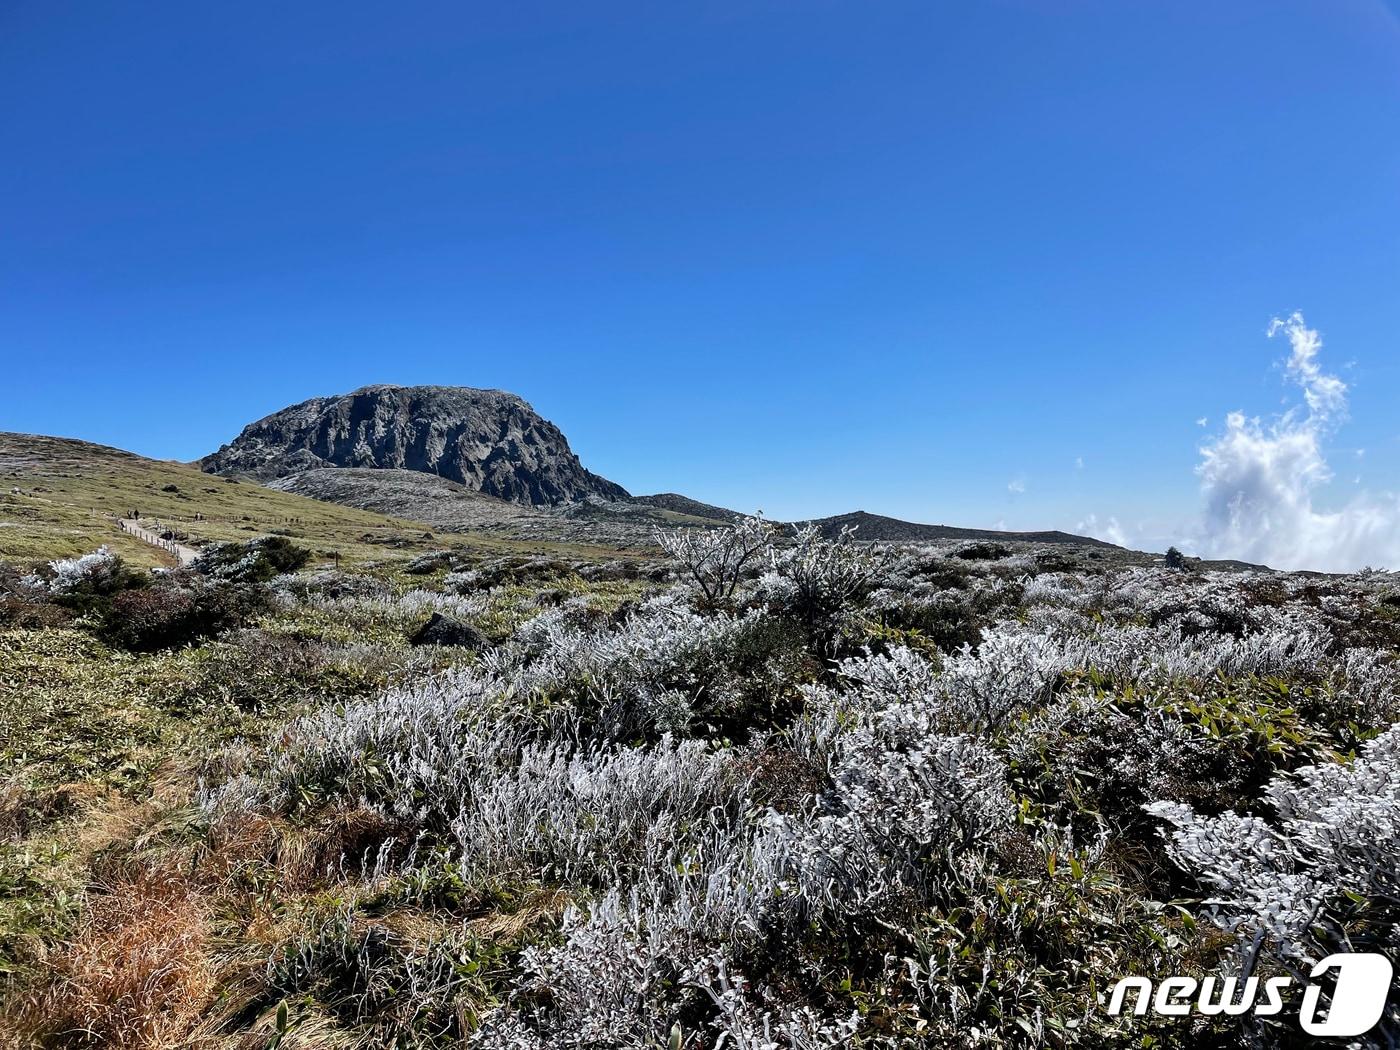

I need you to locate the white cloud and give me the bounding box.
[1074,456,1084,471]
[1076,513,1127,547]
[1196,417,1208,427]
[1193,313,1400,571]
[1269,311,1348,420]
[1007,477,1026,494]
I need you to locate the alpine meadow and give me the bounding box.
[4,377,1400,1046]
[5,3,1400,1048]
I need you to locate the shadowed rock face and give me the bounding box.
[200,385,628,506]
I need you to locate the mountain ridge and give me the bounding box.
[800,510,1119,547]
[191,383,1136,553]
[2,429,1203,564]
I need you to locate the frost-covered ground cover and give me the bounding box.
[4,524,1400,1047]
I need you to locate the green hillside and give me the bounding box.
[0,432,633,569]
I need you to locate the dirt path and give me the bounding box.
[118,518,200,567]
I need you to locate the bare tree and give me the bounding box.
[656,515,774,605]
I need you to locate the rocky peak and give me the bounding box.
[200,384,628,506]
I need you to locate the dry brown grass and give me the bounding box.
[13,863,215,1049]
[469,886,569,942]
[0,782,25,842]
[3,756,527,1047]
[0,780,111,844]
[185,1006,366,1050]
[206,805,410,894]
[298,807,412,882]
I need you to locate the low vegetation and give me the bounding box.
[2,511,1398,1047]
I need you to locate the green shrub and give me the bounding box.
[195,536,311,583]
[99,587,199,650]
[97,578,270,652]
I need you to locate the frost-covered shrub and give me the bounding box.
[194,542,1400,1046]
[863,548,1022,654]
[635,675,1013,944]
[284,584,489,641]
[1018,571,1090,610]
[470,893,705,1048]
[450,734,739,885]
[575,558,669,583]
[760,524,881,653]
[396,588,487,621]
[472,895,859,1049]
[491,592,803,737]
[1326,645,1400,728]
[896,826,1204,1049]
[938,628,1080,731]
[24,546,145,615]
[940,616,1333,699]
[0,558,71,627]
[1003,694,1210,836]
[955,541,1012,561]
[465,712,1005,1043]
[10,546,147,630]
[875,544,974,591]
[1006,680,1335,837]
[195,535,310,583]
[658,516,773,606]
[204,669,512,818]
[802,646,942,731]
[1149,725,1400,964]
[1280,573,1400,653]
[758,728,1011,927]
[812,626,1080,738]
[441,554,580,592]
[441,568,482,594]
[211,681,750,889]
[45,546,127,597]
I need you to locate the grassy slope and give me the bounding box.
[0,431,659,1009]
[1,435,1327,1044]
[0,433,639,569]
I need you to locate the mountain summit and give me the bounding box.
[200,384,628,506]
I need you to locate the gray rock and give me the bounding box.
[200,385,628,506]
[409,612,487,649]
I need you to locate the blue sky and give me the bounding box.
[3,2,1399,562]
